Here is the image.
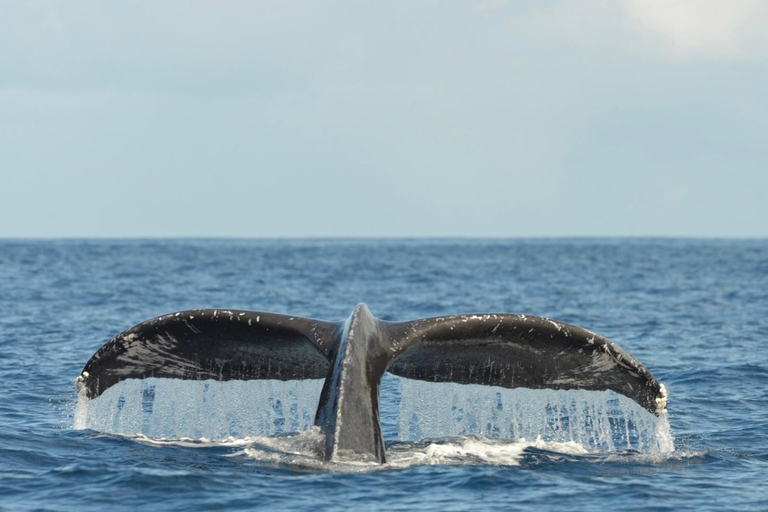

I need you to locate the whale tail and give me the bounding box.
[77,303,667,463]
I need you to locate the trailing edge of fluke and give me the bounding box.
[77,303,668,463]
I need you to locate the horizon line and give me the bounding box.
[1,235,766,242]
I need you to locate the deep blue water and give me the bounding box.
[1,239,767,511]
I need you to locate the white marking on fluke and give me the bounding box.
[547,320,562,331]
[656,383,669,414]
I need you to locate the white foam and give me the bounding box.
[385,436,589,468]
[112,425,691,472]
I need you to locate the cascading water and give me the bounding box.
[73,374,673,459]
[396,378,674,453]
[74,378,324,439]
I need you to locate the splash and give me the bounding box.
[122,431,593,471]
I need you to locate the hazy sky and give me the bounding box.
[2,0,767,237]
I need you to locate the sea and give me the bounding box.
[1,238,766,511]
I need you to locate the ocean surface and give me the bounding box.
[1,238,766,511]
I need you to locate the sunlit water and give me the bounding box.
[1,239,766,510]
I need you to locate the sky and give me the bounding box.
[1,0,767,238]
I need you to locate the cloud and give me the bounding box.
[621,0,768,58]
[513,0,768,60]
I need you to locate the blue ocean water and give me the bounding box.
[1,239,766,511]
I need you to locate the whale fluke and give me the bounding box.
[385,313,665,416]
[77,304,667,463]
[78,309,339,400]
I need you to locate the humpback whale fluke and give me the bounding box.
[77,304,668,463]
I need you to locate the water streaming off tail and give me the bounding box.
[74,375,673,456]
[74,378,324,439]
[396,378,674,453]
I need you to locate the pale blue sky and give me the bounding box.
[2,0,767,237]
